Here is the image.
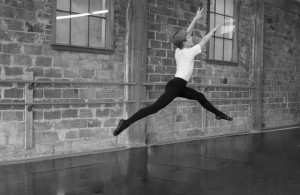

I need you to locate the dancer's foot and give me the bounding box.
[113,119,126,136]
[216,113,233,121]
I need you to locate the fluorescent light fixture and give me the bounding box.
[221,25,235,35]
[56,10,109,20]
[92,10,109,15]
[57,13,90,20]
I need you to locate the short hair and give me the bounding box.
[172,30,187,49]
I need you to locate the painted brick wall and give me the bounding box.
[262,3,300,128]
[0,0,129,162]
[145,0,257,144]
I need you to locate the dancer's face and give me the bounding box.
[185,34,194,47]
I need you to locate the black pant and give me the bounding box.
[121,77,223,129]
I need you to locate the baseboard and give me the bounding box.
[1,125,299,166]
[0,146,127,166]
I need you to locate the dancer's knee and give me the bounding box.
[197,92,206,100]
[142,105,161,115]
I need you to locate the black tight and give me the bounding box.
[121,77,223,130]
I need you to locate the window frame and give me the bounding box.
[206,0,239,66]
[51,0,114,54]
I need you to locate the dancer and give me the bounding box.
[114,7,232,136]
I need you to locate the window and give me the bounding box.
[208,0,237,63]
[51,0,114,54]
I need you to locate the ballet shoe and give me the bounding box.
[216,114,233,121]
[113,119,126,136]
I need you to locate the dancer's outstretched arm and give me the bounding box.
[187,7,204,35]
[199,24,222,48]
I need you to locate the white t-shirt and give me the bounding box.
[174,44,202,81]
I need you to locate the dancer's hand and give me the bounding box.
[212,23,222,33]
[195,7,204,20]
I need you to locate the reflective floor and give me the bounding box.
[1,129,300,195]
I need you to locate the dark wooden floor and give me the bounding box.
[1,129,300,195]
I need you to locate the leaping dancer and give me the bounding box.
[114,7,233,136]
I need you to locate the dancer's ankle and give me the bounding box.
[113,119,126,136]
[216,113,233,121]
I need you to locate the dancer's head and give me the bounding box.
[172,30,194,49]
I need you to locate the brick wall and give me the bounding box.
[1,0,300,162]
[262,3,300,128]
[0,0,129,162]
[145,0,256,144]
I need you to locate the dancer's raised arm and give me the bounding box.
[187,7,204,35]
[199,23,222,48]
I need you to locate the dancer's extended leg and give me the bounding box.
[113,87,179,136]
[179,87,233,121]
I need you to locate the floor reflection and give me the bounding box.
[0,129,300,195]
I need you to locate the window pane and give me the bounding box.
[209,38,215,59]
[56,12,70,44]
[215,14,224,37]
[71,16,88,46]
[224,40,233,61]
[71,0,89,13]
[215,38,223,60]
[210,13,215,31]
[90,0,107,17]
[225,0,234,16]
[89,17,106,47]
[57,0,70,11]
[216,0,224,14]
[210,0,215,12]
[224,17,234,39]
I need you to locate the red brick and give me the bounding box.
[88,119,102,127]
[168,18,177,25]
[13,55,32,66]
[149,23,161,32]
[45,68,62,78]
[155,50,166,57]
[154,66,164,74]
[33,110,44,120]
[33,121,52,131]
[27,67,45,77]
[111,109,123,117]
[2,111,23,121]
[70,119,87,128]
[3,43,22,54]
[148,74,161,82]
[44,89,61,98]
[53,120,71,130]
[4,19,24,31]
[35,132,59,143]
[44,110,61,120]
[62,109,78,118]
[4,88,23,98]
[80,69,95,78]
[24,44,42,55]
[79,109,93,118]
[162,42,172,49]
[66,131,78,139]
[62,89,78,98]
[11,32,36,43]
[79,129,95,138]
[148,31,155,40]
[0,54,12,65]
[53,99,70,109]
[150,40,161,48]
[64,69,79,78]
[156,32,168,41]
[96,109,109,117]
[103,118,117,127]
[0,30,10,41]
[36,56,52,67]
